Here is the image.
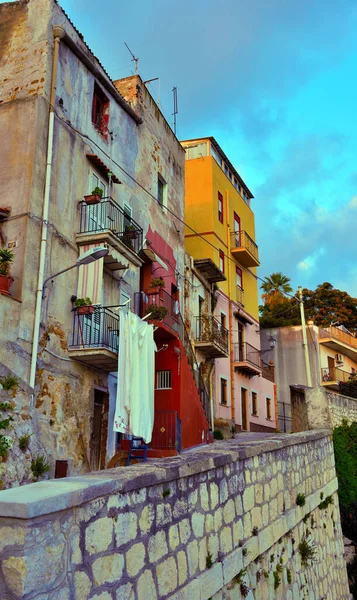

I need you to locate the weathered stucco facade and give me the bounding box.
[0,430,350,599]
[0,0,190,483]
[291,385,357,433]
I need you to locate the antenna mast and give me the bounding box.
[172,86,178,135]
[124,42,139,74]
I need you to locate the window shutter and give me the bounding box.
[77,244,103,305]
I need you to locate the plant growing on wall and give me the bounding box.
[31,455,50,481]
[0,248,15,296]
[149,277,166,289]
[0,374,19,391]
[298,536,317,566]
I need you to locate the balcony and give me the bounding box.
[77,198,144,267]
[135,289,180,336]
[262,360,275,383]
[68,305,119,371]
[318,326,357,361]
[233,342,262,377]
[236,285,244,306]
[230,231,260,267]
[194,316,229,359]
[321,367,352,390]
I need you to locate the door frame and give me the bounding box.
[241,387,249,431]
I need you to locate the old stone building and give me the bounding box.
[0,0,208,485]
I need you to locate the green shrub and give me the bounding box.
[333,420,357,509]
[213,429,224,440]
[31,455,50,480]
[287,568,292,584]
[206,552,213,569]
[0,374,19,391]
[19,434,32,452]
[296,493,306,507]
[298,537,317,566]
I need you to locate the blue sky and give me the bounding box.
[11,0,357,295]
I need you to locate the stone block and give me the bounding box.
[126,542,146,577]
[192,512,205,538]
[92,553,124,586]
[223,499,235,524]
[169,524,180,551]
[200,562,223,600]
[205,512,214,533]
[198,537,207,571]
[167,578,200,600]
[214,507,223,532]
[156,503,172,526]
[86,517,113,555]
[188,489,198,510]
[200,483,209,511]
[0,525,26,552]
[114,512,138,547]
[222,547,243,584]
[139,503,155,534]
[220,526,233,555]
[179,518,192,544]
[148,530,168,563]
[210,482,219,509]
[219,479,228,503]
[173,498,188,519]
[187,539,199,576]
[243,486,254,512]
[74,571,91,599]
[177,550,188,585]
[208,533,219,561]
[233,519,243,547]
[156,556,177,596]
[137,569,157,600]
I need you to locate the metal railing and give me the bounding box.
[68,305,120,352]
[319,325,357,350]
[261,360,275,382]
[321,367,352,384]
[151,410,182,452]
[135,289,180,332]
[194,316,228,354]
[233,342,261,369]
[231,230,259,262]
[277,402,292,433]
[236,285,244,306]
[78,197,143,255]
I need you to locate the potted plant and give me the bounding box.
[83,187,104,205]
[0,248,14,296]
[124,224,138,240]
[74,297,95,315]
[146,304,168,321]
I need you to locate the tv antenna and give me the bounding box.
[172,87,178,135]
[124,42,139,74]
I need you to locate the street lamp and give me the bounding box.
[42,246,109,299]
[30,246,109,388]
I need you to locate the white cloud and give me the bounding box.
[297,247,326,273]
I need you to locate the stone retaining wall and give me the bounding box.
[291,385,357,432]
[0,431,350,599]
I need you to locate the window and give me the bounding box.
[87,172,107,231]
[252,392,258,416]
[224,163,230,178]
[92,83,109,136]
[236,267,243,290]
[266,397,272,420]
[158,174,167,207]
[219,250,224,274]
[123,203,132,229]
[220,312,226,329]
[156,370,172,389]
[120,290,131,313]
[218,192,224,223]
[220,378,228,405]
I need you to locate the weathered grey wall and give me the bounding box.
[0,431,350,599]
[291,385,357,432]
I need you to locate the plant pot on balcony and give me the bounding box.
[83,194,101,205]
[77,305,95,315]
[0,275,13,296]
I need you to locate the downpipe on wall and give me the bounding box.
[29,26,65,389]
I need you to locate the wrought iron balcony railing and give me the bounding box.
[134,289,180,333]
[78,197,143,255]
[194,316,228,355]
[230,230,259,264]
[68,305,120,353]
[261,360,275,382]
[233,342,261,369]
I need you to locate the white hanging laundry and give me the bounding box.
[114,311,156,443]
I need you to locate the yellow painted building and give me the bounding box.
[181,137,277,433]
[182,137,259,319]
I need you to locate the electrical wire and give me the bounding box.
[39,96,299,301]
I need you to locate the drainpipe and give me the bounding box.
[225,191,235,424]
[29,26,65,389]
[208,362,215,430]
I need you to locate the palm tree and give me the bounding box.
[261,272,293,301]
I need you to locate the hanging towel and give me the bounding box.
[114,311,156,443]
